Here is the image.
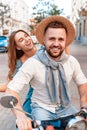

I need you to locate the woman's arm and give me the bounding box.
[0,60,22,92]
[0,83,8,92]
[0,78,11,92]
[65,46,70,55]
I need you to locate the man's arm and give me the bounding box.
[6,88,32,130]
[78,83,87,108]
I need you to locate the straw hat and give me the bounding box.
[35,15,75,46]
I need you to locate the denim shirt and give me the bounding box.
[13,60,22,77]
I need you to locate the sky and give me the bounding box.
[25,0,72,17]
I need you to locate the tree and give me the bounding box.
[0,2,10,34]
[48,4,63,16]
[30,0,63,33]
[32,0,63,22]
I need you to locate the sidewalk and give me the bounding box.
[0,41,87,130]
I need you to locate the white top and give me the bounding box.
[7,55,87,113]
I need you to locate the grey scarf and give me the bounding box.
[35,47,70,107]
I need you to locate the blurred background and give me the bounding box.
[0,0,87,46]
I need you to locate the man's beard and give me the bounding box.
[46,46,64,58]
[47,50,63,58]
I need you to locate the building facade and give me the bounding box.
[0,0,30,35]
[71,0,87,44]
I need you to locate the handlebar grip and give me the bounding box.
[32,126,44,130]
[32,120,44,130]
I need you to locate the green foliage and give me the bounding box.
[48,4,63,16]
[0,2,10,27]
[32,0,63,23]
[0,2,10,16]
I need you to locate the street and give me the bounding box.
[0,53,8,83]
[0,41,87,130]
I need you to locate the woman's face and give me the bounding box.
[14,31,34,52]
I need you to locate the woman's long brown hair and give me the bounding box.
[8,30,29,80]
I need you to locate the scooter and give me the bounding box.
[0,95,87,130]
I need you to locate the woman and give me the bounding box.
[0,30,36,89]
[0,29,37,114]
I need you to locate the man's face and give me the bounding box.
[44,28,67,60]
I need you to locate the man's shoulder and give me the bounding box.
[25,55,43,65]
[67,55,80,65]
[68,55,77,61]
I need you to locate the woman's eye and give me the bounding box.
[19,38,23,42]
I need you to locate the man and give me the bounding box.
[6,15,87,130]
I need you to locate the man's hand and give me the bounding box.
[81,107,87,113]
[81,107,87,121]
[16,115,32,130]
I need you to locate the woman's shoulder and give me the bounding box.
[16,59,23,68]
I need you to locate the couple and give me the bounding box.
[3,15,87,130]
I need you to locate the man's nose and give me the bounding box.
[54,40,60,46]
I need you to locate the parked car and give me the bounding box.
[0,36,9,53]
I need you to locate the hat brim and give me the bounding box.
[35,15,76,46]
